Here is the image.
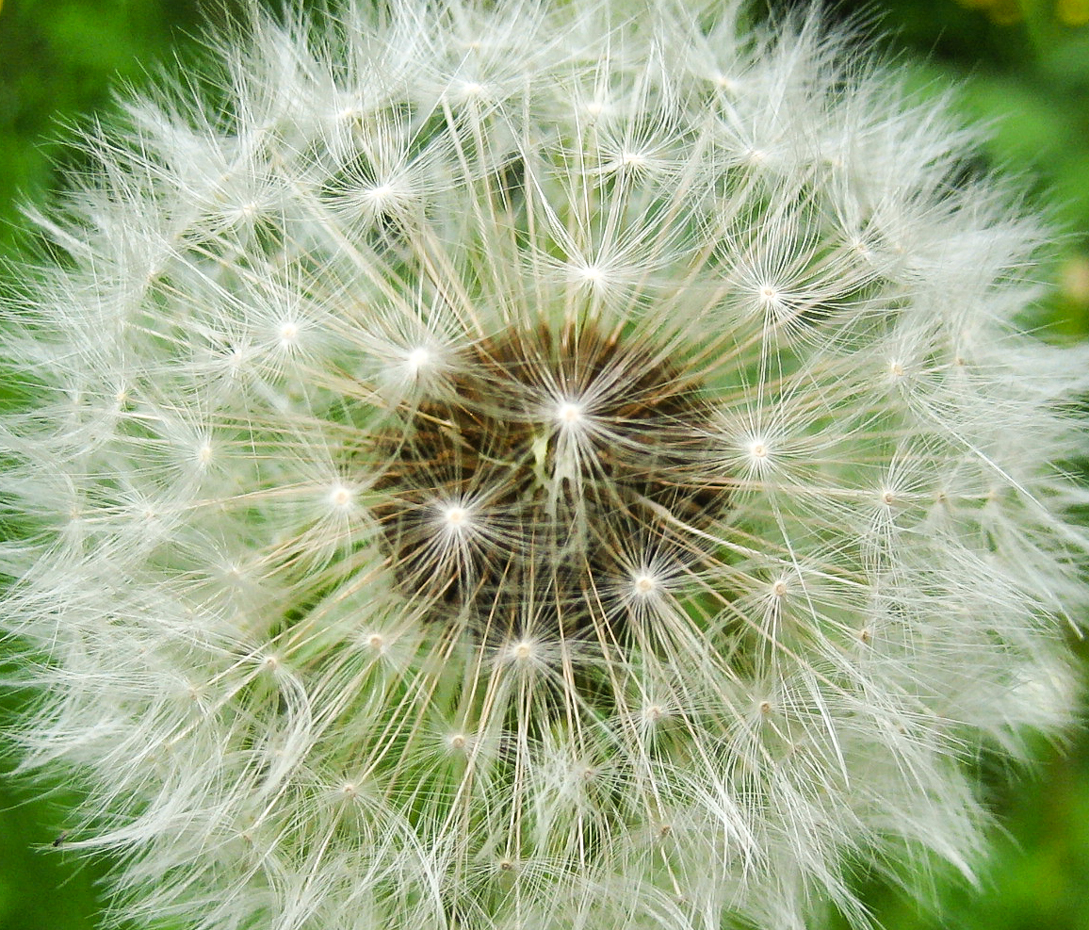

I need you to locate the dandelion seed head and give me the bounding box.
[1,2,1087,930]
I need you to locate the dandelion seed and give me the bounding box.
[440,503,469,528]
[277,320,300,347]
[1,2,1087,930]
[555,400,585,426]
[328,484,354,510]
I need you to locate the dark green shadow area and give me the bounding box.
[0,733,109,930]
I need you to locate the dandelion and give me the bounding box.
[1,1,1087,929]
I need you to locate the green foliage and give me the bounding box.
[0,0,210,253]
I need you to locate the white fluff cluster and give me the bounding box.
[2,2,1087,929]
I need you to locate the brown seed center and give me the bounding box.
[370,323,724,637]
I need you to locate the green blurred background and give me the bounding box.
[0,1,1087,928]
